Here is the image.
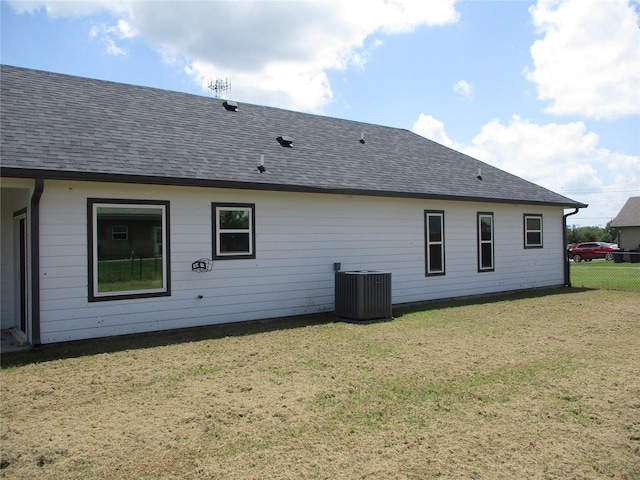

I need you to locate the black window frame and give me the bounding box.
[425,210,446,276]
[88,198,171,302]
[477,212,495,272]
[212,203,256,260]
[523,214,543,249]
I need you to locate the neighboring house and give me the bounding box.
[0,65,587,346]
[610,197,640,251]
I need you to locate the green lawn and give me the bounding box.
[570,259,640,291]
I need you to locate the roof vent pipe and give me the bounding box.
[360,132,365,144]
[276,136,293,147]
[257,154,268,173]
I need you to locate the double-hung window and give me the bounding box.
[88,199,170,301]
[212,203,256,259]
[524,214,543,248]
[111,225,128,240]
[477,212,494,272]
[425,210,445,276]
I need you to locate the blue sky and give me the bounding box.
[2,0,639,227]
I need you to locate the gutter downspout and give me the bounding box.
[563,207,580,287]
[30,177,44,346]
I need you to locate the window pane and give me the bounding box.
[219,233,250,253]
[480,217,492,241]
[526,217,541,230]
[527,232,542,245]
[429,244,443,272]
[219,210,249,229]
[96,206,164,294]
[481,243,493,269]
[428,215,442,242]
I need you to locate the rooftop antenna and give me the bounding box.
[208,78,231,98]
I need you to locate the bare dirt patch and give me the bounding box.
[1,288,639,479]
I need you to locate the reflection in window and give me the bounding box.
[111,225,128,240]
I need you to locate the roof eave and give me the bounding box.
[0,167,588,209]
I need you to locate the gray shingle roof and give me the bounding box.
[610,197,640,227]
[1,65,585,207]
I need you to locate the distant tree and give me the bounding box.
[605,221,619,244]
[566,225,615,244]
[567,225,579,244]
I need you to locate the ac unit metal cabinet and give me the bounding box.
[335,271,392,320]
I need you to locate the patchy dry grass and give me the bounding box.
[1,288,639,479]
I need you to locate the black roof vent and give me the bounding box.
[276,135,293,147]
[222,100,238,111]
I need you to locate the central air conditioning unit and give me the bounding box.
[335,271,392,320]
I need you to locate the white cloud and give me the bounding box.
[363,0,460,32]
[9,0,130,18]
[464,116,604,194]
[132,0,459,111]
[89,20,134,56]
[11,0,460,111]
[412,114,460,150]
[526,0,640,119]
[413,113,640,226]
[104,38,127,56]
[116,19,135,39]
[453,79,472,99]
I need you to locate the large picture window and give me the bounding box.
[425,210,445,276]
[524,214,543,248]
[88,199,170,301]
[212,203,256,259]
[477,212,494,272]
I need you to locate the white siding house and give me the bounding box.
[0,66,586,345]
